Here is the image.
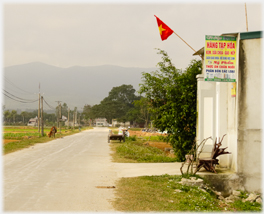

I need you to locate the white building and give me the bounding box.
[95,118,108,127]
[195,31,262,193]
[27,116,38,126]
[112,119,130,127]
[61,115,67,121]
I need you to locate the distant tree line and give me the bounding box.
[3,109,57,126]
[82,84,150,127]
[3,103,81,127]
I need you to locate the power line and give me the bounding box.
[3,89,38,102]
[3,93,38,103]
[3,84,30,96]
[3,76,35,95]
[43,97,56,110]
[3,86,81,113]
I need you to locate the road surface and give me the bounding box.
[3,127,183,212]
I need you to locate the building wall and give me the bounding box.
[216,82,229,167]
[196,75,216,158]
[111,119,130,127]
[196,72,229,166]
[226,80,238,172]
[96,118,108,127]
[236,38,262,192]
[27,118,38,126]
[196,33,262,193]
[112,119,118,127]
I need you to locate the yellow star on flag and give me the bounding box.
[158,24,166,35]
[154,15,173,41]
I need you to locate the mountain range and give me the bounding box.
[3,62,155,112]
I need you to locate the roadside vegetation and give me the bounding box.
[3,126,93,154]
[110,130,262,212]
[110,134,176,163]
[139,49,202,161]
[113,174,262,212]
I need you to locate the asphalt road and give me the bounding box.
[4,127,118,212]
[3,127,183,212]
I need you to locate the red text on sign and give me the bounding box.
[207,42,218,48]
[219,42,226,49]
[227,42,235,49]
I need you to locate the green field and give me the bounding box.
[3,126,93,154]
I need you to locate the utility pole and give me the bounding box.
[38,83,40,133]
[55,101,62,129]
[73,110,75,129]
[76,111,78,125]
[41,96,44,136]
[59,103,61,133]
[68,108,70,128]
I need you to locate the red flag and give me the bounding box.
[154,15,174,41]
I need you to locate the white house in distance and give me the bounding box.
[65,115,81,127]
[27,116,38,126]
[112,119,130,127]
[194,31,262,193]
[95,118,108,127]
[61,115,67,121]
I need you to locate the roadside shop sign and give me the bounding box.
[204,35,237,82]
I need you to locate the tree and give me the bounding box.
[11,110,17,123]
[61,103,68,117]
[4,110,11,123]
[43,112,57,126]
[139,49,202,161]
[87,84,140,123]
[132,97,151,127]
[20,111,28,124]
[104,84,139,122]
[82,104,92,120]
[125,105,143,125]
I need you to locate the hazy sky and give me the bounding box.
[3,1,263,70]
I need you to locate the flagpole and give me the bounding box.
[154,15,200,57]
[245,3,248,32]
[173,32,196,52]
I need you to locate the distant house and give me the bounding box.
[112,119,118,127]
[95,118,108,127]
[27,117,38,126]
[112,119,130,128]
[64,116,80,127]
[61,115,67,121]
[119,121,130,127]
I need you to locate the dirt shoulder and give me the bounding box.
[128,130,173,155]
[128,130,165,137]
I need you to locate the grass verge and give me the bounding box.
[110,136,176,163]
[140,135,166,142]
[112,174,262,212]
[3,126,93,154]
[128,128,142,131]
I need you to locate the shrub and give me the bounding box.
[126,135,137,141]
[139,49,202,161]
